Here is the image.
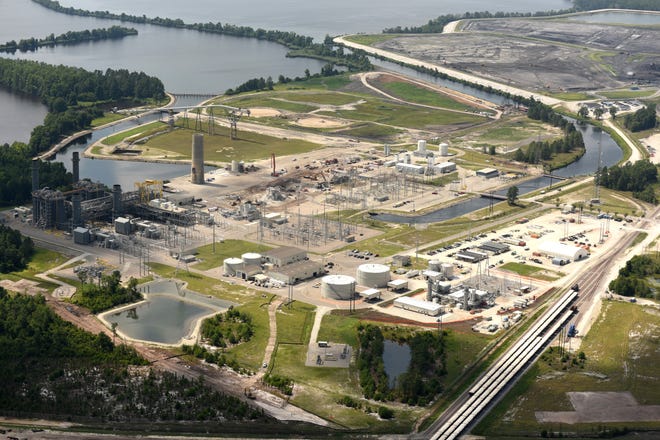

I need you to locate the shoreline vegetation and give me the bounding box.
[0,26,137,54]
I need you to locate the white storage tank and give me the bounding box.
[441,263,454,279]
[417,140,427,153]
[223,257,244,276]
[322,275,356,300]
[357,263,391,288]
[439,143,449,156]
[428,260,441,272]
[231,160,239,173]
[241,252,262,266]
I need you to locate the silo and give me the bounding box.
[223,258,244,276]
[231,160,239,173]
[72,151,80,183]
[384,144,391,156]
[417,140,427,153]
[441,263,454,279]
[112,184,123,219]
[191,133,205,184]
[439,143,449,156]
[31,159,40,192]
[321,275,356,300]
[356,263,391,288]
[428,260,441,272]
[241,252,262,266]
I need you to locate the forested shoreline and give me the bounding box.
[0,26,137,54]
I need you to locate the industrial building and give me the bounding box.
[434,162,456,174]
[538,242,589,262]
[263,246,307,267]
[393,296,442,316]
[387,279,408,292]
[396,163,425,174]
[456,250,488,263]
[267,260,324,285]
[478,241,510,255]
[476,168,499,178]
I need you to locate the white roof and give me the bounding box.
[360,288,381,299]
[387,279,408,287]
[394,297,442,313]
[358,263,390,274]
[538,241,588,260]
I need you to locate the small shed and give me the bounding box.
[359,288,381,301]
[387,279,408,292]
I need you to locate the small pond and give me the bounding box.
[382,340,411,388]
[100,279,234,345]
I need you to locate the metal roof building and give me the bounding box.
[478,241,510,254]
[538,242,588,261]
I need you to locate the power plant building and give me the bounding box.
[263,246,307,267]
[393,296,442,316]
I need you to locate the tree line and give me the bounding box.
[0,26,137,53]
[32,0,372,72]
[598,159,658,204]
[0,225,34,272]
[623,104,657,132]
[0,290,268,423]
[608,254,660,298]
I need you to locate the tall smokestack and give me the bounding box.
[32,159,40,192]
[72,193,82,229]
[72,151,80,183]
[112,184,123,219]
[191,133,205,184]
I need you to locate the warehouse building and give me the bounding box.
[478,241,510,255]
[263,246,307,267]
[456,250,488,263]
[394,296,442,316]
[434,162,456,174]
[476,168,499,178]
[538,242,589,262]
[267,260,324,284]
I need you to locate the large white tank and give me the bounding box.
[357,263,391,288]
[417,140,427,153]
[428,260,441,272]
[441,263,454,279]
[191,133,205,184]
[241,252,262,266]
[439,143,449,156]
[223,257,244,276]
[322,275,356,300]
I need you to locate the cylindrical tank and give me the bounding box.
[441,263,454,279]
[72,151,80,183]
[241,252,262,266]
[428,260,441,272]
[356,263,391,288]
[439,143,449,156]
[191,133,205,184]
[417,140,427,152]
[321,275,356,300]
[231,160,239,173]
[223,257,244,276]
[238,160,245,173]
[384,144,391,156]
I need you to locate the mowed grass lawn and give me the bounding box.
[143,123,322,162]
[0,248,69,291]
[499,262,565,282]
[374,79,481,112]
[476,300,660,436]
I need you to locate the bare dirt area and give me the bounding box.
[374,18,660,93]
[248,107,283,117]
[293,115,351,128]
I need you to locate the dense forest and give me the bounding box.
[623,104,657,132]
[383,1,660,34]
[356,324,447,405]
[598,160,658,204]
[0,26,137,53]
[0,291,268,423]
[608,254,660,298]
[32,0,372,72]
[0,225,34,272]
[0,144,71,206]
[73,270,142,313]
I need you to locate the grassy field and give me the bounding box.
[373,79,481,112]
[540,181,643,217]
[344,34,399,46]
[91,112,126,127]
[0,248,69,291]
[143,123,322,163]
[499,262,565,282]
[101,121,168,146]
[475,300,660,437]
[192,240,272,271]
[599,89,657,99]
